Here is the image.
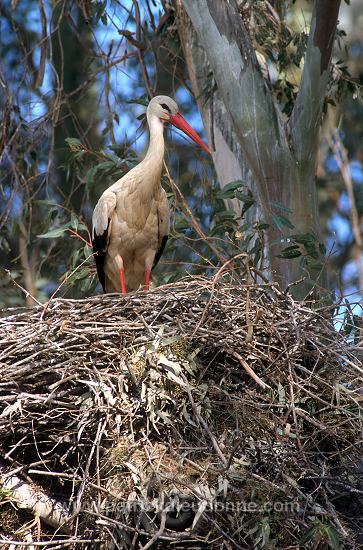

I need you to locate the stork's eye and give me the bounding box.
[161,103,171,113]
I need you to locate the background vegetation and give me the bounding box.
[0,0,362,313]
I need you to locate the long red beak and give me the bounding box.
[169,113,210,155]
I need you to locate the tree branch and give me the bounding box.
[289,0,341,163]
[0,460,71,533]
[34,0,47,89]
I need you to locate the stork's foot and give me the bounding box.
[144,269,151,291]
[119,268,127,294]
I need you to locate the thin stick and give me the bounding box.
[233,351,271,390]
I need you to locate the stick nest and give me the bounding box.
[0,276,361,549]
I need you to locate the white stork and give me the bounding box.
[92,95,210,294]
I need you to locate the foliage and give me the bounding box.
[239,1,361,116]
[0,0,362,309]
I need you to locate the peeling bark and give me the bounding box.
[182,0,289,207]
[181,0,340,298]
[290,0,341,163]
[314,0,341,73]
[173,0,258,218]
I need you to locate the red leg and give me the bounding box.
[119,268,127,294]
[144,269,151,291]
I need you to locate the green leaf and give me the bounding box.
[254,222,270,231]
[96,160,118,171]
[214,210,236,221]
[85,165,98,187]
[238,233,254,250]
[305,260,323,270]
[235,191,255,213]
[37,223,70,239]
[216,180,244,199]
[261,520,270,547]
[35,199,58,207]
[250,239,261,255]
[290,233,315,244]
[74,150,85,160]
[174,218,191,231]
[65,137,82,151]
[105,153,122,163]
[71,249,81,268]
[83,245,93,258]
[299,277,316,290]
[70,212,79,230]
[85,161,119,188]
[303,242,319,259]
[81,274,97,292]
[323,524,341,550]
[271,213,295,230]
[253,248,261,264]
[239,222,251,232]
[64,268,90,282]
[270,200,292,213]
[0,235,10,253]
[77,222,88,232]
[126,96,149,107]
[300,526,316,545]
[210,221,235,237]
[277,245,301,259]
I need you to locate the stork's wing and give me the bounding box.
[153,235,168,269]
[153,191,170,270]
[92,191,117,292]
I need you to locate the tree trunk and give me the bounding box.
[174,1,258,219]
[181,0,340,299]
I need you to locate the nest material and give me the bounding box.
[0,275,361,549]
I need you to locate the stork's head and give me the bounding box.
[147,95,210,154]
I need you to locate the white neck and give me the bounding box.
[142,113,165,172]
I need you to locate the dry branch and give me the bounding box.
[0,461,71,533]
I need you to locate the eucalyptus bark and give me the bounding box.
[181,0,340,298]
[173,1,258,219]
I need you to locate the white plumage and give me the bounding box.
[92,95,209,293]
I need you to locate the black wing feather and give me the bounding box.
[92,223,110,292]
[152,235,168,270]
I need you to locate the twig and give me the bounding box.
[331,129,363,297]
[233,351,271,390]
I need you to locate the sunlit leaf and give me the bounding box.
[65,137,82,151]
[37,223,71,239]
[70,212,79,230]
[278,245,301,259]
[216,180,244,199]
